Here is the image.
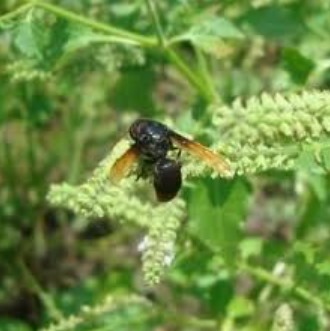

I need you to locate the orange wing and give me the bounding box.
[109,145,139,183]
[170,132,231,175]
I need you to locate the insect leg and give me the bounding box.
[136,159,153,181]
[176,148,182,159]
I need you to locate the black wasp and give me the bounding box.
[109,119,230,202]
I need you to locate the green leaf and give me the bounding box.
[0,319,33,331]
[239,237,264,260]
[11,11,70,71]
[13,11,46,61]
[297,313,320,331]
[109,68,156,115]
[44,19,70,66]
[293,242,316,265]
[316,261,330,277]
[320,147,330,171]
[296,150,327,201]
[110,3,140,17]
[190,17,244,39]
[227,296,255,319]
[187,178,249,267]
[208,279,234,315]
[11,12,138,73]
[282,48,315,84]
[64,25,103,53]
[296,150,324,175]
[178,16,244,57]
[64,25,137,55]
[241,4,305,41]
[24,88,55,128]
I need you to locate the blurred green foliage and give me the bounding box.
[1,0,330,330]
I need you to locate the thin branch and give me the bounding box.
[241,263,330,312]
[166,48,214,102]
[0,2,33,23]
[18,259,63,321]
[0,1,216,102]
[195,47,220,103]
[145,0,166,48]
[33,0,214,102]
[32,0,156,47]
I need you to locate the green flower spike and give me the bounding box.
[48,90,330,284]
[41,294,150,331]
[48,139,186,285]
[212,90,330,174]
[271,303,295,331]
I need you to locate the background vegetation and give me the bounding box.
[1,0,330,330]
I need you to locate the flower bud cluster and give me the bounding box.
[48,139,186,285]
[211,90,330,174]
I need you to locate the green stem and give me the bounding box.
[143,0,216,102]
[18,259,63,321]
[20,85,46,201]
[241,263,330,311]
[195,47,219,103]
[0,129,21,208]
[32,0,156,47]
[33,1,213,102]
[68,113,95,184]
[174,315,217,329]
[0,1,215,101]
[166,48,214,102]
[145,0,166,48]
[0,3,33,23]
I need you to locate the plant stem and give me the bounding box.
[33,1,214,102]
[0,2,33,23]
[18,259,63,321]
[0,129,22,209]
[68,113,95,184]
[175,315,217,329]
[195,47,220,103]
[241,262,330,311]
[144,0,215,101]
[145,0,166,48]
[166,48,214,102]
[32,0,156,47]
[0,1,216,101]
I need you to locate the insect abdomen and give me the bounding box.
[153,159,182,202]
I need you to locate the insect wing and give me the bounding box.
[170,131,231,175]
[109,145,139,183]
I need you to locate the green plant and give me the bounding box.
[1,0,330,330]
